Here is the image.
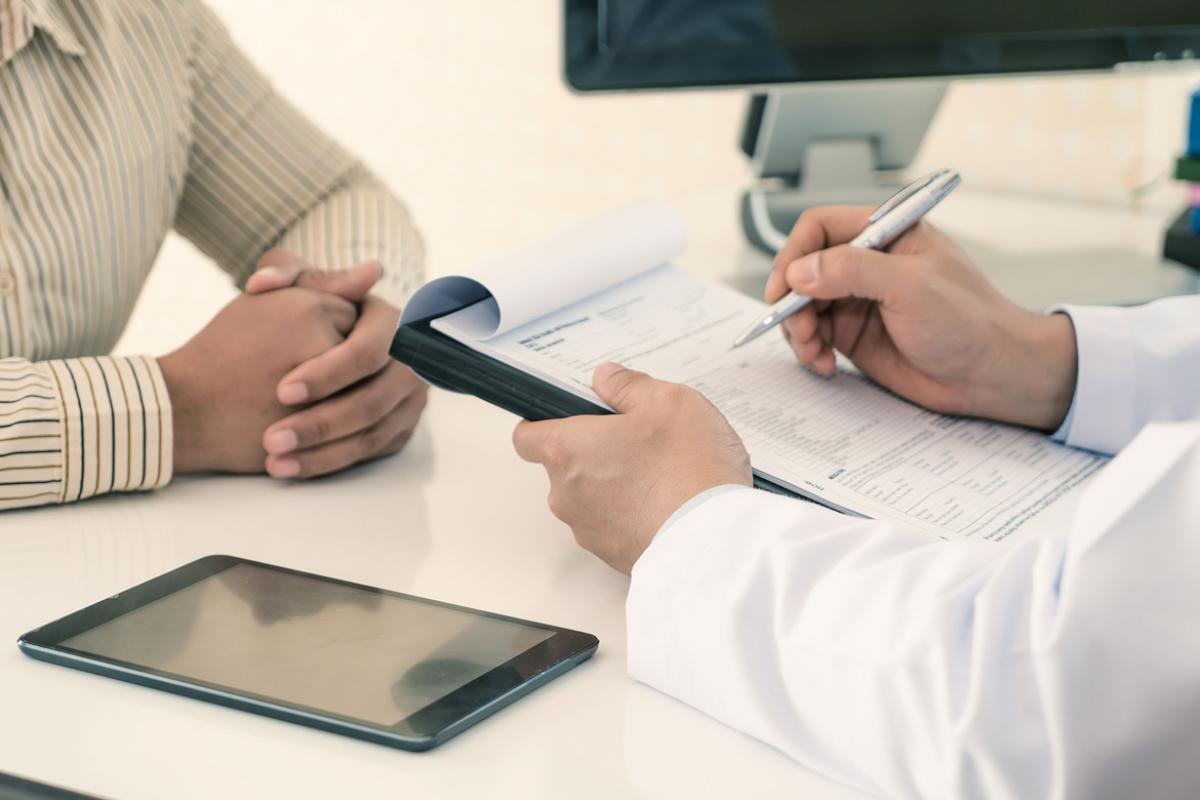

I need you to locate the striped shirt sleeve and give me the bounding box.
[172,1,424,301]
[0,356,172,511]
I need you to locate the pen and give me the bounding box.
[731,168,962,349]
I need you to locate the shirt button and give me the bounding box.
[0,271,15,296]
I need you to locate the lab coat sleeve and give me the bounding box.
[626,422,1200,799]
[1052,297,1200,455]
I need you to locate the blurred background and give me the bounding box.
[115,0,1200,355]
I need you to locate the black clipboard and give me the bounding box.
[390,311,803,499]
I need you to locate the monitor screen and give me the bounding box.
[565,0,1200,90]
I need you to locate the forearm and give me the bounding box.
[0,356,172,511]
[627,422,1200,797]
[271,167,425,304]
[174,1,423,297]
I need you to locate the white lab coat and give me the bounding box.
[626,296,1200,799]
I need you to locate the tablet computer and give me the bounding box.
[18,556,598,751]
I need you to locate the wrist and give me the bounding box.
[158,351,213,473]
[983,310,1078,430]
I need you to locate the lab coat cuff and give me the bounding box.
[625,485,760,706]
[1048,305,1136,455]
[656,483,746,535]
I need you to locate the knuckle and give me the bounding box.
[360,424,385,457]
[353,343,386,376]
[410,379,430,409]
[546,490,569,522]
[611,373,644,407]
[357,428,378,458]
[359,386,387,422]
[654,382,692,407]
[309,416,332,445]
[826,245,861,281]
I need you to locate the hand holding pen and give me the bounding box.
[745,180,1078,430]
[733,169,961,349]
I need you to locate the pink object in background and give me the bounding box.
[1189,183,1200,206]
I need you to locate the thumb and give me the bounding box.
[592,362,656,412]
[784,245,912,303]
[292,260,383,302]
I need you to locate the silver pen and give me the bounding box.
[731,168,962,349]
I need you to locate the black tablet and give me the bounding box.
[18,556,598,751]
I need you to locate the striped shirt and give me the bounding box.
[0,0,423,511]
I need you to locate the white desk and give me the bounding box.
[0,188,1195,800]
[0,393,863,799]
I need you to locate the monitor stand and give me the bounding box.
[740,81,947,252]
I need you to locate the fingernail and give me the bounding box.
[593,361,623,382]
[278,382,308,404]
[788,254,818,286]
[264,428,298,455]
[253,265,298,285]
[269,459,300,478]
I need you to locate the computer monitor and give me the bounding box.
[564,1,1200,250]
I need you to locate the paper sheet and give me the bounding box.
[434,264,1108,541]
[401,202,686,338]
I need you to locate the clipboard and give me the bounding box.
[390,311,801,498]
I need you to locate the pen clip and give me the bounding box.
[867,169,950,223]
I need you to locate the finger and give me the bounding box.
[783,245,914,304]
[245,264,302,294]
[277,295,400,405]
[781,305,819,344]
[590,362,663,413]
[292,261,383,303]
[246,249,315,294]
[263,363,422,455]
[767,206,875,301]
[512,418,572,464]
[817,310,834,343]
[806,312,837,377]
[813,346,837,376]
[265,388,426,479]
[791,331,825,366]
[319,294,360,340]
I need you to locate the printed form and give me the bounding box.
[434,264,1107,541]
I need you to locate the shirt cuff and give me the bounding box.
[1050,393,1076,443]
[46,356,173,502]
[1046,305,1136,455]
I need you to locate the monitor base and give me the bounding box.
[740,81,947,253]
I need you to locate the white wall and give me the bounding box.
[115,0,1200,355]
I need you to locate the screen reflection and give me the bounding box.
[63,564,554,725]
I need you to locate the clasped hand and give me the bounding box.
[158,249,427,478]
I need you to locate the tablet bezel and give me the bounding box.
[18,555,599,750]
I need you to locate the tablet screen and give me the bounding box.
[59,563,555,725]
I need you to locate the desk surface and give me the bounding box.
[1,188,1195,800]
[0,392,863,800]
